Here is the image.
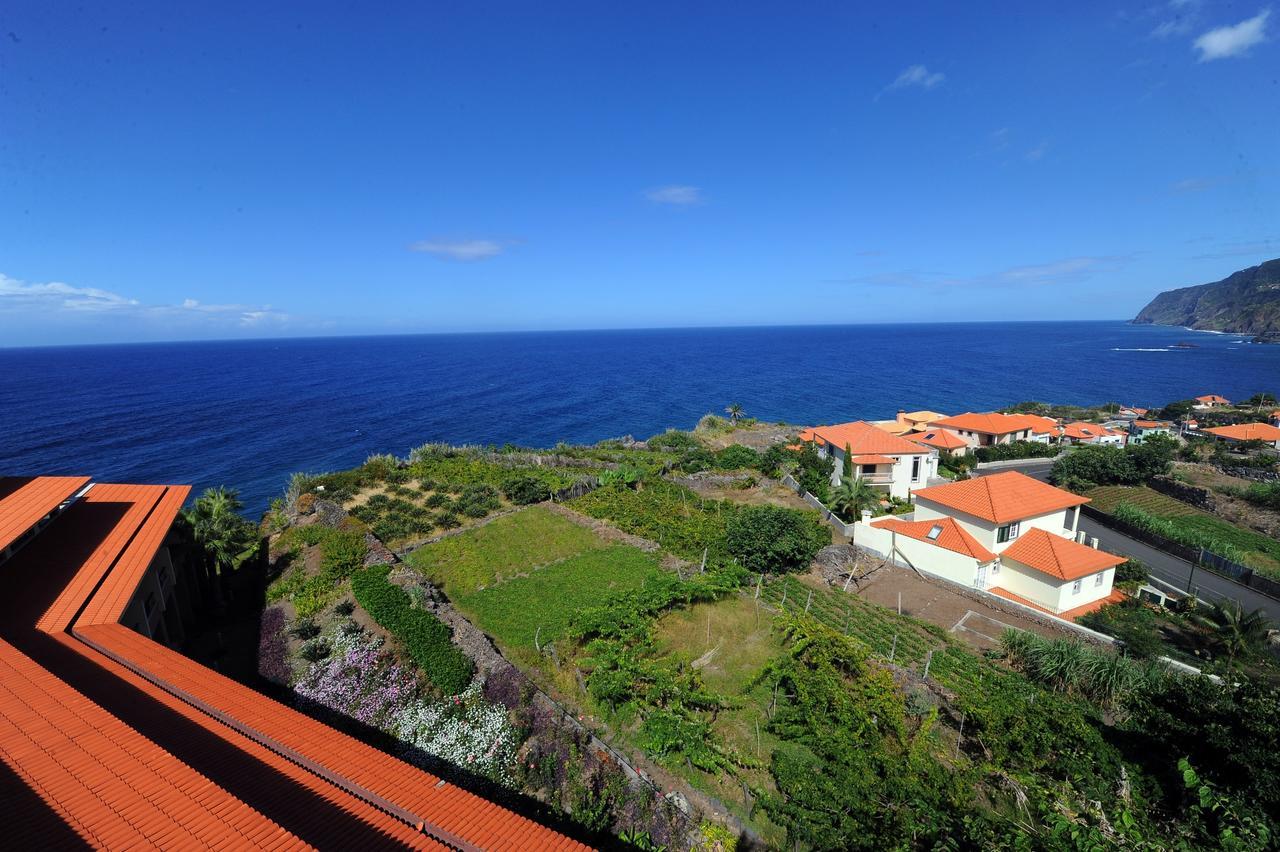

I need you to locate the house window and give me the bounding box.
[1072,579,1082,594]
[1095,572,1105,587]
[926,524,943,540]
[911,457,921,481]
[997,521,1021,543]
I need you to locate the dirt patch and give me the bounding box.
[849,564,1080,651]
[1176,463,1280,539]
[679,477,815,513]
[697,422,798,451]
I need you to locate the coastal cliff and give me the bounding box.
[1133,258,1280,342]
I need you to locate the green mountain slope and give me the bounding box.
[1133,258,1280,340]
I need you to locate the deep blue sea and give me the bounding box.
[2,322,1277,515]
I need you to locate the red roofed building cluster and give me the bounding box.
[796,421,938,499]
[0,476,590,850]
[857,471,1125,616]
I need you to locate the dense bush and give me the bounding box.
[973,440,1058,463]
[714,444,761,470]
[1078,601,1166,659]
[351,565,474,694]
[456,483,500,517]
[725,504,828,573]
[677,448,716,473]
[571,479,736,562]
[500,473,552,505]
[300,639,331,662]
[1051,435,1175,491]
[647,430,700,451]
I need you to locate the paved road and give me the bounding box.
[971,458,1057,482]
[1076,514,1280,622]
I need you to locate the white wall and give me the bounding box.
[852,521,987,587]
[998,560,1114,613]
[828,444,936,500]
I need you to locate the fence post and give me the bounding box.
[755,574,763,599]
[804,590,813,613]
[780,581,787,607]
[922,650,933,679]
[890,633,897,663]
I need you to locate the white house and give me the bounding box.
[929,412,1057,449]
[1129,419,1175,444]
[853,471,1125,616]
[1059,421,1127,446]
[798,421,938,500]
[1193,394,1231,410]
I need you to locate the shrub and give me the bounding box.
[678,448,716,473]
[647,430,700,451]
[334,599,356,616]
[351,566,474,694]
[436,510,461,529]
[291,619,321,640]
[258,606,289,684]
[725,505,828,573]
[714,444,761,470]
[501,474,552,505]
[424,492,451,509]
[973,440,1057,463]
[456,484,500,517]
[1115,559,1149,587]
[300,639,332,662]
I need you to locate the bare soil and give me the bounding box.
[1175,463,1280,538]
[696,421,798,451]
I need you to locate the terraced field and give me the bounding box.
[1084,486,1202,517]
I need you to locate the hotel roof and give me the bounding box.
[872,516,996,562]
[1203,422,1280,442]
[0,475,89,553]
[911,471,1088,525]
[0,476,588,850]
[799,421,931,456]
[930,412,1055,436]
[1000,528,1126,581]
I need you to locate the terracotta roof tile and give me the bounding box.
[849,454,896,465]
[1000,528,1126,581]
[803,421,930,456]
[0,475,90,553]
[906,429,967,450]
[930,412,1054,436]
[1203,422,1280,442]
[911,471,1088,524]
[989,586,1126,619]
[871,516,997,561]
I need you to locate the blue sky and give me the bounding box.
[1,1,1277,345]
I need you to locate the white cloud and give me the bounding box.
[409,238,506,261]
[1193,9,1270,61]
[1150,0,1201,38]
[1024,141,1049,162]
[644,185,703,205]
[886,64,946,92]
[839,255,1132,291]
[0,272,293,329]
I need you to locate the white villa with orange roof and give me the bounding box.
[1193,394,1231,409]
[929,412,1056,449]
[1202,422,1280,450]
[852,471,1125,617]
[870,409,949,436]
[798,421,937,499]
[1060,421,1127,446]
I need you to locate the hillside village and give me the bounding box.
[7,393,1278,850]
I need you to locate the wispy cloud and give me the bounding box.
[1024,141,1050,162]
[1193,9,1270,61]
[876,65,946,100]
[409,238,507,261]
[0,272,294,329]
[1170,176,1221,193]
[834,255,1133,292]
[644,185,703,205]
[1150,0,1201,38]
[1190,237,1279,259]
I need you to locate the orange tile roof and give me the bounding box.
[1132,420,1170,429]
[911,471,1088,524]
[0,479,590,850]
[872,516,997,561]
[1195,395,1230,404]
[1119,406,1148,415]
[989,586,1127,619]
[802,421,930,456]
[1061,421,1123,441]
[0,475,89,553]
[849,454,896,465]
[1203,422,1280,442]
[931,412,1054,436]
[906,429,967,450]
[1000,528,1126,581]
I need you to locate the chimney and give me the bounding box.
[860,510,873,525]
[1089,536,1099,549]
[896,409,907,425]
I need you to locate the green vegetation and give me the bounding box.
[183,486,260,601]
[405,506,605,596]
[1191,601,1275,674]
[724,505,828,573]
[1050,434,1176,492]
[973,439,1058,463]
[571,479,736,561]
[350,564,474,693]
[1113,500,1280,577]
[1000,629,1163,709]
[1085,484,1201,516]
[267,524,368,618]
[457,545,664,651]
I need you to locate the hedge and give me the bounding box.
[351,566,474,694]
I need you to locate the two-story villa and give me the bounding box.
[929,412,1057,449]
[798,420,937,499]
[853,471,1125,616]
[1129,419,1175,444]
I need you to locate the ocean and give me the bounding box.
[2,321,1276,515]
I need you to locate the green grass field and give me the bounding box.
[1084,486,1202,517]
[404,506,606,596]
[455,545,664,649]
[1086,485,1280,577]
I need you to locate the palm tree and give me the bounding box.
[724,403,745,424]
[1194,601,1272,672]
[830,477,881,522]
[183,486,256,605]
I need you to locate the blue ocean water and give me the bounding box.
[2,322,1276,515]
